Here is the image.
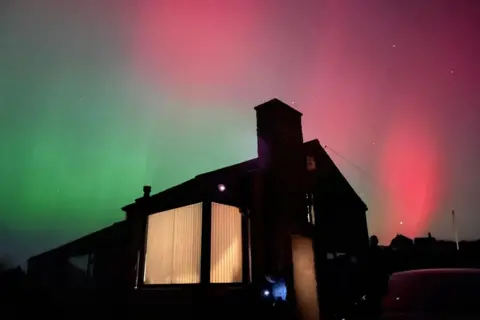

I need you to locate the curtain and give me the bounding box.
[144,203,202,284]
[172,204,203,284]
[210,202,243,283]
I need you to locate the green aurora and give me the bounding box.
[1,0,480,265]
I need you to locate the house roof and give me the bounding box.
[28,221,128,263]
[122,139,367,213]
[303,139,367,211]
[29,139,367,262]
[254,98,303,117]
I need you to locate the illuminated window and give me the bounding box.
[306,193,316,225]
[144,203,202,284]
[310,197,316,225]
[210,202,243,283]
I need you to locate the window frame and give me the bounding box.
[138,201,251,288]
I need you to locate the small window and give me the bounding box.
[306,156,316,171]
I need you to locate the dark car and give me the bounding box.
[378,268,480,319]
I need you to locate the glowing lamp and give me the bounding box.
[218,184,226,192]
[262,289,270,297]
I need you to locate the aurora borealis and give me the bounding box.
[1,0,479,265]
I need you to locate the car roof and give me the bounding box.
[392,268,480,278]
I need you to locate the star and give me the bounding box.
[392,44,396,48]
[450,69,456,75]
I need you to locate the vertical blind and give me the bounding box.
[144,203,202,284]
[210,202,243,283]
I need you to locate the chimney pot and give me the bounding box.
[143,185,151,198]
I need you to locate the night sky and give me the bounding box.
[1,0,479,266]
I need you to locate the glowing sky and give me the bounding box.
[1,0,479,265]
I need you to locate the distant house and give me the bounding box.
[390,234,414,251]
[27,99,369,319]
[414,232,437,250]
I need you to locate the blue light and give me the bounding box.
[271,279,287,301]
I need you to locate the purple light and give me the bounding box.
[218,184,226,192]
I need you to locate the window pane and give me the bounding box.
[144,203,202,284]
[210,203,243,283]
[310,195,316,225]
[144,210,174,284]
[172,204,203,284]
[67,254,91,288]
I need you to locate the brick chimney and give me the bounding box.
[255,98,304,170]
[252,98,306,280]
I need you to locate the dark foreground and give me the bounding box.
[1,289,294,320]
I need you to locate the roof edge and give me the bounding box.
[254,98,303,116]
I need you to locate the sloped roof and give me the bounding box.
[28,221,128,262]
[122,139,367,213]
[29,139,368,262]
[303,139,367,211]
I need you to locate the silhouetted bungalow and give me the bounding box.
[414,232,435,243]
[27,221,129,289]
[414,233,437,251]
[27,98,369,319]
[390,234,414,251]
